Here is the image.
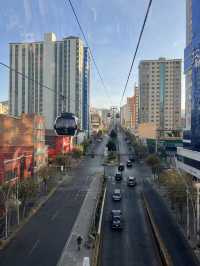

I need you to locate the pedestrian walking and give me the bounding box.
[77,235,83,251]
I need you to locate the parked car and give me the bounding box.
[111,210,123,230]
[127,176,137,187]
[115,171,122,181]
[118,163,125,172]
[112,189,122,201]
[126,160,132,168]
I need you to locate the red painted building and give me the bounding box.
[45,130,73,160]
[0,113,47,183]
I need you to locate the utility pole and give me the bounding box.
[187,187,190,239]
[197,183,200,244]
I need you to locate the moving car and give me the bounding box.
[115,171,122,181]
[111,210,123,230]
[127,176,137,187]
[112,189,122,201]
[118,163,125,172]
[126,160,132,168]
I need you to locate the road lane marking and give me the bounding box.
[51,210,59,221]
[28,239,40,256]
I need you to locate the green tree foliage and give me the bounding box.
[110,129,117,139]
[82,139,90,155]
[55,153,72,170]
[71,149,83,159]
[159,170,190,224]
[97,130,103,138]
[106,140,117,151]
[18,179,38,217]
[146,154,161,177]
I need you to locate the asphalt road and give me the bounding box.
[100,131,161,266]
[0,137,107,266]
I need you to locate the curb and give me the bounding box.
[142,192,173,266]
[0,177,65,250]
[91,186,107,266]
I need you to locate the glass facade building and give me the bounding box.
[184,0,200,151]
[177,0,200,180]
[82,47,91,131]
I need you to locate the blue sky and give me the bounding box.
[0,0,186,108]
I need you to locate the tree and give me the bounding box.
[0,183,15,239]
[97,130,103,138]
[71,149,83,159]
[110,129,117,139]
[18,179,38,218]
[55,153,72,171]
[159,170,188,224]
[82,139,90,155]
[146,154,161,178]
[106,140,116,151]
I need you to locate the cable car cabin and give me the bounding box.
[54,112,78,136]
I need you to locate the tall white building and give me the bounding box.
[9,33,84,129]
[139,58,182,130]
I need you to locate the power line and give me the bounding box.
[120,0,153,106]
[66,0,113,106]
[0,61,73,104]
[0,62,55,93]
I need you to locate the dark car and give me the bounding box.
[127,176,137,187]
[112,189,122,201]
[129,155,136,162]
[111,210,123,230]
[115,171,122,181]
[118,164,125,172]
[126,160,132,168]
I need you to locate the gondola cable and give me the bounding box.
[119,0,153,107]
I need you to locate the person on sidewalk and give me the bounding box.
[77,235,83,251]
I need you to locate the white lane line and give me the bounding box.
[28,239,40,256]
[51,210,59,221]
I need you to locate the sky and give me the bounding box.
[0,0,186,109]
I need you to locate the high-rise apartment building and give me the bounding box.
[9,33,84,129]
[135,86,139,128]
[139,58,182,130]
[177,0,200,179]
[126,96,134,129]
[82,47,91,131]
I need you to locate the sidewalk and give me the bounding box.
[57,174,102,266]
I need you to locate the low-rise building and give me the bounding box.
[45,130,73,160]
[0,101,8,114]
[0,113,47,183]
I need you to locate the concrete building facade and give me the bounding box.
[0,113,47,183]
[9,33,84,129]
[82,47,91,132]
[139,58,182,131]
